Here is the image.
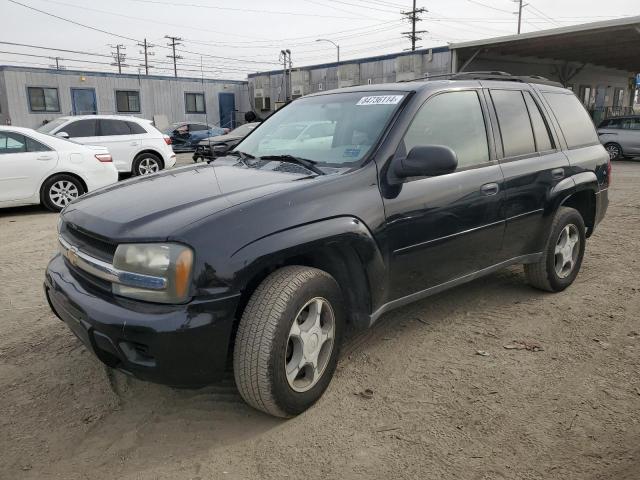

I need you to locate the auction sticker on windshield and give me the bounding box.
[356,95,404,106]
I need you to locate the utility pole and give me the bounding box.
[401,0,427,51]
[165,35,183,78]
[137,38,155,75]
[514,0,525,34]
[280,49,292,101]
[109,44,127,74]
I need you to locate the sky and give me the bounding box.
[0,0,637,80]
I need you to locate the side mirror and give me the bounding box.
[56,131,70,139]
[394,145,458,178]
[212,144,229,155]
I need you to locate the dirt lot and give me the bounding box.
[1,157,639,480]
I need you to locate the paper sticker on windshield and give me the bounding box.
[356,95,403,106]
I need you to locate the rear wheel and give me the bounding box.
[525,206,586,292]
[132,153,163,176]
[605,142,622,161]
[41,174,85,212]
[233,266,344,417]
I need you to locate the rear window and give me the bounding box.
[543,92,598,148]
[127,121,147,134]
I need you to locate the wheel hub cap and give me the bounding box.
[285,297,335,393]
[49,180,79,208]
[554,224,580,279]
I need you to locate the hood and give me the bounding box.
[200,132,242,143]
[61,162,318,241]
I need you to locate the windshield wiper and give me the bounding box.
[208,149,255,165]
[259,155,325,175]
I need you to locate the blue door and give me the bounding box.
[71,88,97,115]
[218,93,236,129]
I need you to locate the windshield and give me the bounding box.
[37,118,68,134]
[236,91,406,166]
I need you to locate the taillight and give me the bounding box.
[95,153,112,162]
[164,135,172,145]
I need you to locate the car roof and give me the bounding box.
[56,115,151,122]
[0,125,38,133]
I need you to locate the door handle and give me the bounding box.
[37,155,53,161]
[130,141,139,146]
[551,168,565,180]
[480,182,499,196]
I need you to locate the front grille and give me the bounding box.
[61,223,117,263]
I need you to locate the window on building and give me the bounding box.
[613,88,625,108]
[63,119,98,138]
[578,85,593,107]
[523,91,554,152]
[544,92,598,148]
[115,90,140,113]
[490,90,536,158]
[28,87,60,112]
[402,90,489,169]
[185,92,206,113]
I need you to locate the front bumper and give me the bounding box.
[44,254,239,387]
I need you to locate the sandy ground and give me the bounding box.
[1,156,639,480]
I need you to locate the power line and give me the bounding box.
[137,38,155,75]
[165,35,182,78]
[109,44,127,74]
[402,1,428,51]
[465,0,513,14]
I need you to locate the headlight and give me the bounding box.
[112,243,194,304]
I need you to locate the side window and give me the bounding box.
[630,118,640,131]
[601,118,622,129]
[25,136,51,152]
[490,90,536,158]
[27,87,60,112]
[402,90,489,169]
[523,92,554,152]
[63,120,97,138]
[99,119,131,136]
[543,92,599,148]
[127,121,147,134]
[0,132,27,154]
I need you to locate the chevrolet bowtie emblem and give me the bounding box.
[68,246,80,267]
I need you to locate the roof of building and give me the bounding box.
[0,65,247,85]
[451,15,640,72]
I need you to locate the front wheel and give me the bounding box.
[233,266,344,417]
[525,206,586,292]
[132,153,163,176]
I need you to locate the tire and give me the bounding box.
[41,174,85,212]
[524,206,586,292]
[132,152,163,176]
[233,266,345,417]
[604,142,622,161]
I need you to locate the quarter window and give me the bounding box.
[543,92,599,148]
[523,92,554,152]
[28,87,60,112]
[402,90,490,169]
[185,93,206,113]
[490,90,536,158]
[115,90,140,113]
[127,121,147,134]
[25,136,51,152]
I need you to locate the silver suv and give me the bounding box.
[598,115,640,160]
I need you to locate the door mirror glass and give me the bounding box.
[395,145,458,178]
[56,131,69,139]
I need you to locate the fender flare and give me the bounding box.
[229,216,387,322]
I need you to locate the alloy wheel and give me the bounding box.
[606,144,620,160]
[138,157,160,175]
[554,224,580,279]
[285,297,335,393]
[49,180,79,208]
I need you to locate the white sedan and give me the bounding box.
[0,126,118,212]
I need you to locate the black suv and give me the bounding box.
[45,75,610,417]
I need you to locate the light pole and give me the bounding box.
[315,38,340,62]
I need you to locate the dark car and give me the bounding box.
[45,75,610,418]
[164,122,226,152]
[597,115,640,160]
[192,122,259,162]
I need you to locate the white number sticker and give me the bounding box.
[356,95,404,106]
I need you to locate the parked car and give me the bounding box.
[192,122,260,162]
[0,126,117,211]
[45,76,610,418]
[37,115,176,176]
[163,122,227,153]
[597,115,640,160]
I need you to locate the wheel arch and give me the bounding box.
[230,217,386,330]
[557,173,599,237]
[133,149,165,170]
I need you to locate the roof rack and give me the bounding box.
[402,70,563,88]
